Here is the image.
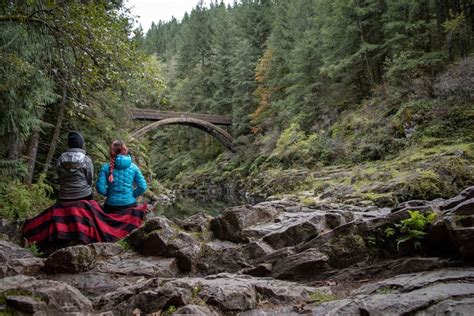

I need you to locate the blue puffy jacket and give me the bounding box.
[96,155,147,206]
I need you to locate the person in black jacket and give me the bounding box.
[57,131,94,201]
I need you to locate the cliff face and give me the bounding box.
[1,186,474,315]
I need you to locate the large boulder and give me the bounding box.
[0,275,93,314]
[197,240,250,274]
[210,204,279,242]
[242,211,346,249]
[44,242,124,274]
[0,240,44,278]
[127,217,201,272]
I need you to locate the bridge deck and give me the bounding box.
[130,108,232,126]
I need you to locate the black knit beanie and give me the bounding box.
[67,131,84,149]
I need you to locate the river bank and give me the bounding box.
[168,141,474,209]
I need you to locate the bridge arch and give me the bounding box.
[131,117,235,151]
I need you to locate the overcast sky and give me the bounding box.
[126,0,235,31]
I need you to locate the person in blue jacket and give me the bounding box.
[96,140,147,212]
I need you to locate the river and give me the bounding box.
[154,191,262,219]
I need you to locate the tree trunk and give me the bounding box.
[25,129,40,185]
[7,135,20,160]
[43,83,67,174]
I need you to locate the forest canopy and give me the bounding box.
[1,0,473,219]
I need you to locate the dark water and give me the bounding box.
[155,192,262,219]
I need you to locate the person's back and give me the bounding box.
[96,140,147,211]
[57,131,93,201]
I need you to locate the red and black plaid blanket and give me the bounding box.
[21,200,147,248]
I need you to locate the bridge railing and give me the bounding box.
[130,108,232,126]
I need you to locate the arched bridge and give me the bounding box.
[130,108,235,151]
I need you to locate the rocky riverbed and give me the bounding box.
[1,186,474,315]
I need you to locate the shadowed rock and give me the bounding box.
[272,248,330,280]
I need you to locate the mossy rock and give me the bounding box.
[323,234,367,268]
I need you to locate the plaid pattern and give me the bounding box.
[22,200,147,247]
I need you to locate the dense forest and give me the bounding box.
[1,0,474,220]
[140,0,474,202]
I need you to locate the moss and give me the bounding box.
[0,307,16,316]
[376,285,398,294]
[325,234,367,268]
[116,238,132,251]
[0,289,43,305]
[307,290,336,305]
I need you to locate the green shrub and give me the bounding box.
[385,210,438,250]
[0,175,54,220]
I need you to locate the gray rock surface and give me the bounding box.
[127,217,201,272]
[0,240,44,278]
[308,268,474,315]
[211,204,279,242]
[3,188,474,315]
[174,304,220,315]
[44,242,124,274]
[0,275,93,314]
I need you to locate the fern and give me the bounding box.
[0,174,54,220]
[0,159,27,178]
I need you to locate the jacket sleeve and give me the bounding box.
[96,164,109,196]
[133,165,147,198]
[85,157,94,185]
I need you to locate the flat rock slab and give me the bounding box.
[96,252,179,278]
[309,268,474,315]
[354,268,474,295]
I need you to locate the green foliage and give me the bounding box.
[164,305,177,315]
[377,286,395,295]
[25,242,43,257]
[116,238,132,251]
[385,210,438,250]
[0,175,53,220]
[0,160,27,178]
[308,290,336,305]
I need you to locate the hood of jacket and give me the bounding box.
[59,148,86,170]
[115,155,132,170]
